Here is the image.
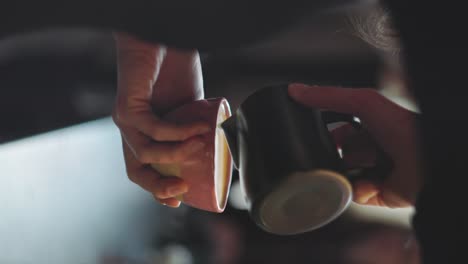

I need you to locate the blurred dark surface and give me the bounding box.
[0,30,116,143]
[165,203,418,264]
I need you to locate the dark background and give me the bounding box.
[0,8,380,143]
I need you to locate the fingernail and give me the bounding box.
[168,185,188,196]
[168,201,181,208]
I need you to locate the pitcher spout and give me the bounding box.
[220,115,240,169]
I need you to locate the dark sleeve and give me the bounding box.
[384,1,468,262]
[0,0,344,51]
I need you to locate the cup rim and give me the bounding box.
[213,98,234,212]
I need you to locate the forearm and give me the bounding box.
[151,48,205,113]
[115,32,204,116]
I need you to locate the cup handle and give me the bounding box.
[321,111,394,183]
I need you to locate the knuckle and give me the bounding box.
[112,107,131,127]
[111,110,122,126]
[126,170,138,184]
[113,96,141,125]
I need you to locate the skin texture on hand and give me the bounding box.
[113,33,210,207]
[288,83,422,208]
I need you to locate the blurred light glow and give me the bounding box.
[0,118,162,264]
[347,203,415,228]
